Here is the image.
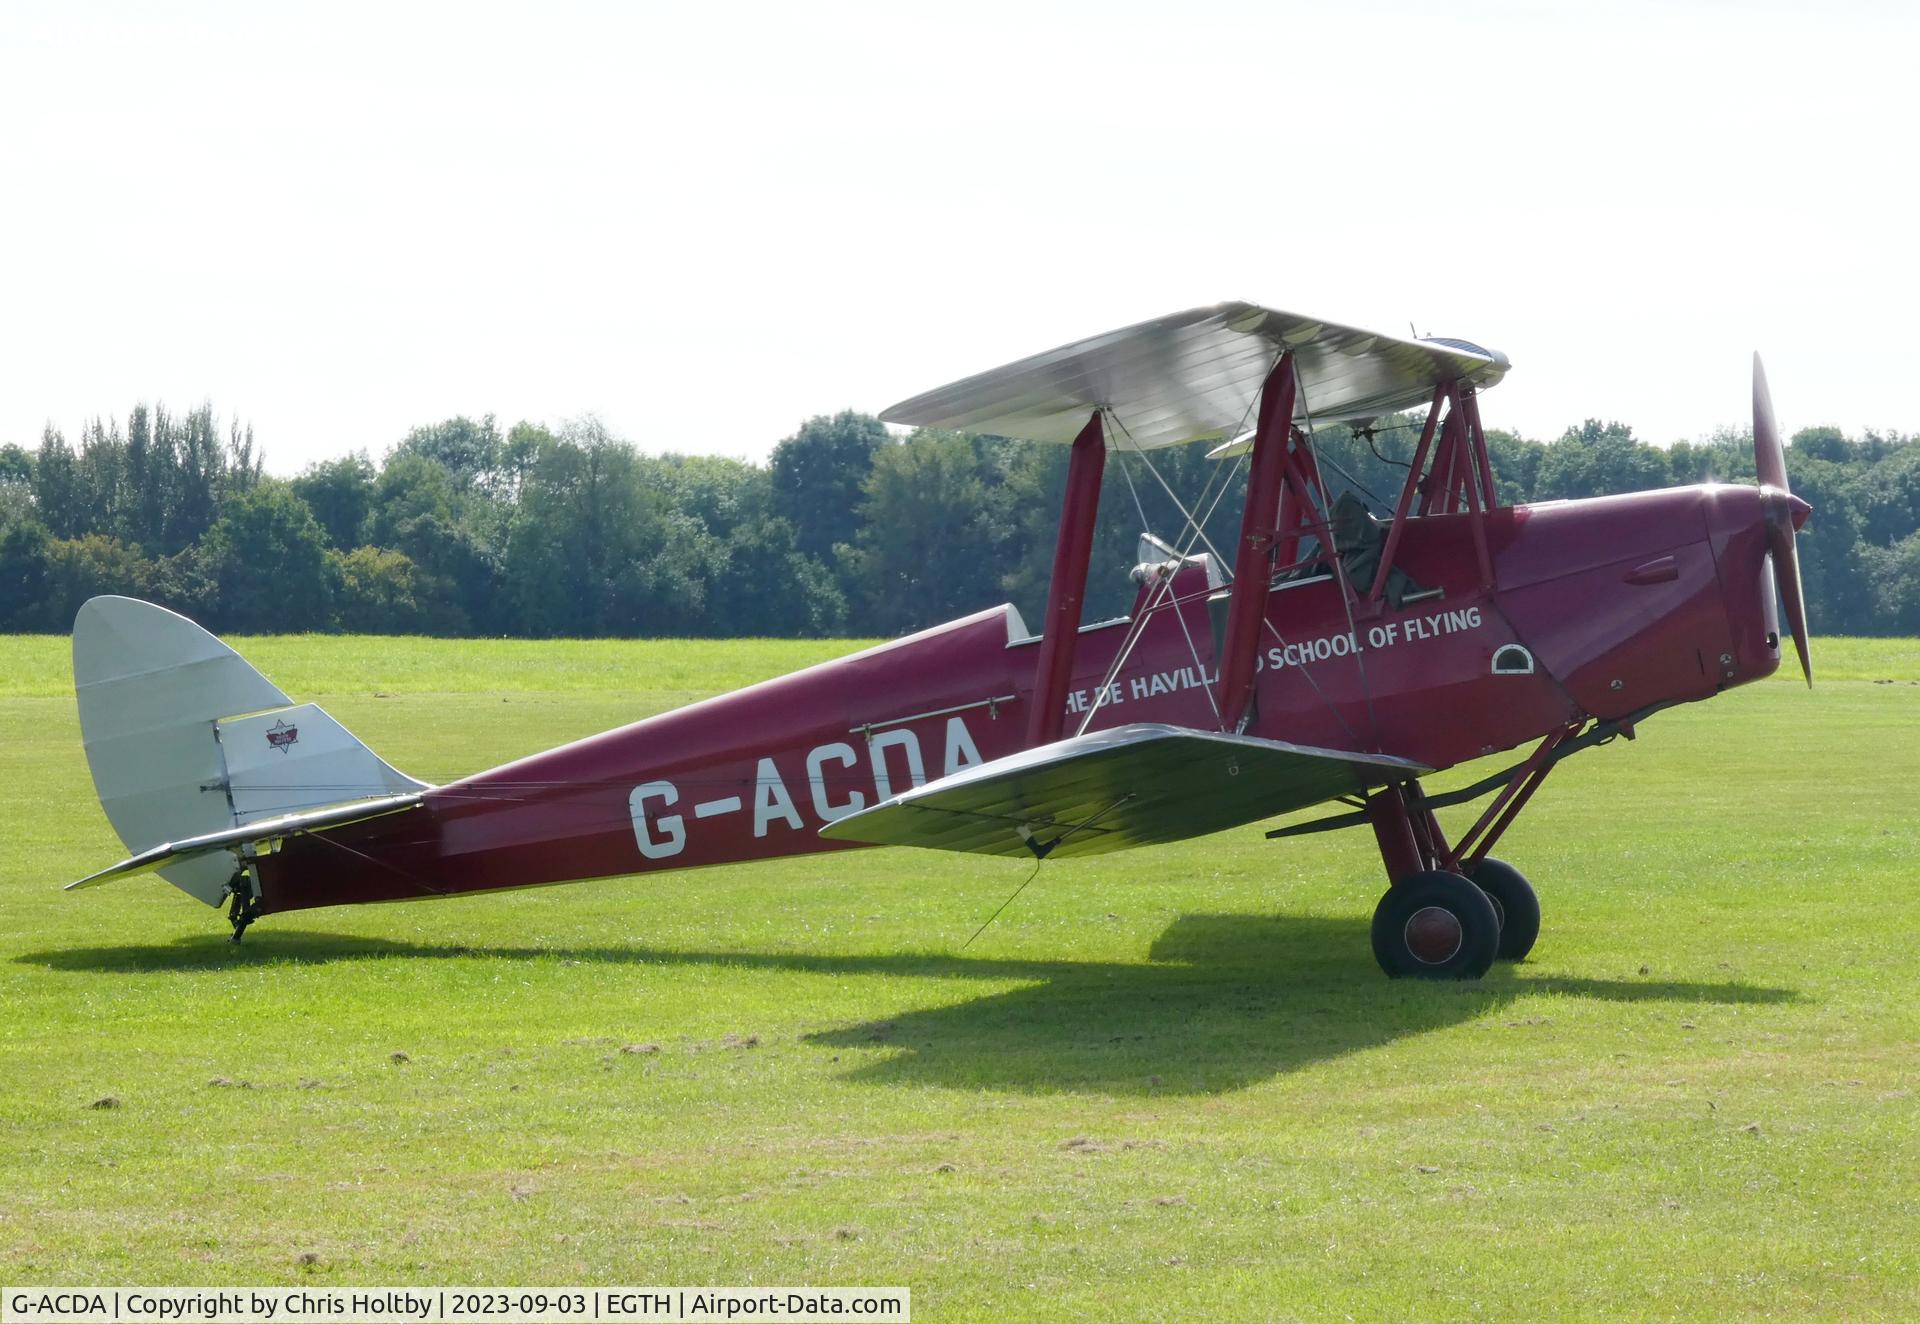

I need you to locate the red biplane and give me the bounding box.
[67,303,1813,977]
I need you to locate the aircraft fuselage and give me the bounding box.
[253,481,1785,915]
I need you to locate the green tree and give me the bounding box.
[75,417,132,541]
[292,453,378,549]
[847,429,1002,633]
[1791,425,1851,464]
[0,520,53,631]
[1857,446,1920,548]
[1482,427,1543,502]
[1666,430,1752,486]
[770,411,894,561]
[201,481,334,632]
[332,546,463,634]
[502,418,708,636]
[0,444,34,528]
[1534,420,1671,499]
[1862,531,1920,635]
[140,545,218,622]
[44,534,153,625]
[172,403,251,549]
[0,443,34,489]
[1785,457,1870,633]
[499,421,552,499]
[649,454,774,539]
[704,515,848,637]
[394,416,504,494]
[367,453,489,631]
[31,426,83,539]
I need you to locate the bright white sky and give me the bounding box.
[2,0,1913,473]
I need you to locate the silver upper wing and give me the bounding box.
[880,301,1508,451]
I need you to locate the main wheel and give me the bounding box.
[1371,870,1500,980]
[1468,857,1540,962]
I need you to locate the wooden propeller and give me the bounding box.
[1753,353,1813,685]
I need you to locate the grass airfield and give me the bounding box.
[1,634,1915,1320]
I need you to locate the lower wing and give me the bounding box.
[818,722,1426,859]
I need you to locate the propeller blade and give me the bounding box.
[1767,506,1813,685]
[1753,353,1811,685]
[1753,352,1788,491]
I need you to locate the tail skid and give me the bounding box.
[71,596,429,906]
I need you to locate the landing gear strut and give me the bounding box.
[224,868,262,943]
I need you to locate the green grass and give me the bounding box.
[1,635,1916,1320]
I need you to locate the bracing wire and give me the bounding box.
[962,855,1043,950]
[960,791,1135,948]
[1076,426,1243,735]
[1105,408,1240,572]
[1079,394,1260,734]
[1313,444,1393,513]
[1078,358,1382,746]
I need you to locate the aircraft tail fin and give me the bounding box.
[71,596,428,905]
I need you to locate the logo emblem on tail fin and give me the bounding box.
[265,719,299,753]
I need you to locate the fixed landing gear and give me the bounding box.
[1271,723,1612,978]
[1370,870,1500,979]
[1361,782,1546,979]
[1367,857,1540,978]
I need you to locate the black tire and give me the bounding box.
[1469,857,1540,962]
[1371,870,1500,980]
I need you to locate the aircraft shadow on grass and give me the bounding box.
[20,914,1798,1096]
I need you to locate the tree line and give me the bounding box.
[1,404,1916,638]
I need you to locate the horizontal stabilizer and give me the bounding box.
[67,794,425,890]
[818,722,1426,860]
[219,702,426,823]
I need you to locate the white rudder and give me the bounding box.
[71,596,426,905]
